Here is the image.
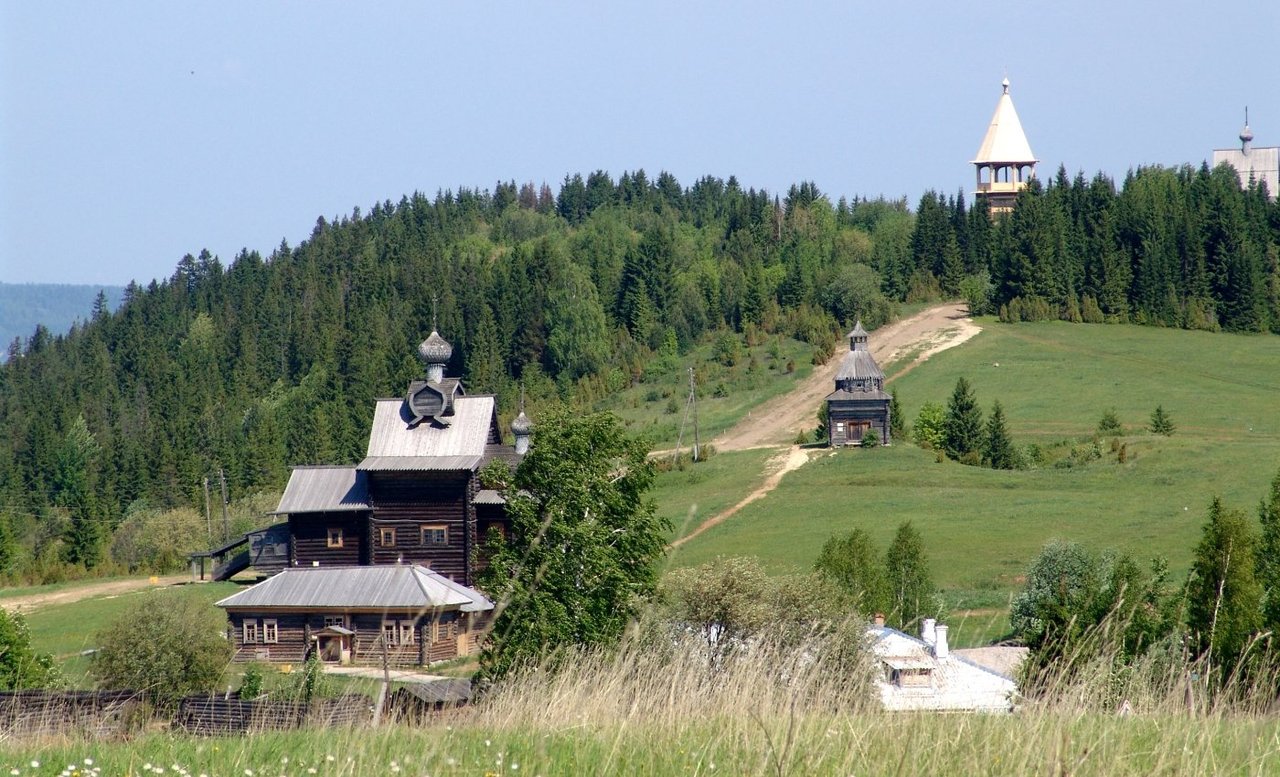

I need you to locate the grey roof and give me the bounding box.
[826,388,893,402]
[848,320,869,338]
[216,565,493,613]
[473,489,506,505]
[834,348,885,381]
[364,395,496,461]
[358,455,483,472]
[272,466,370,514]
[393,678,472,705]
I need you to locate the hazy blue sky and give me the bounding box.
[2,2,1275,286]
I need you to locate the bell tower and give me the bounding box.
[972,77,1038,216]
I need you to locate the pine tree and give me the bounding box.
[943,377,984,461]
[983,400,1015,469]
[885,521,937,630]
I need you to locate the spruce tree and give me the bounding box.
[1257,470,1280,633]
[888,387,905,443]
[1148,405,1175,436]
[983,400,1016,469]
[1186,498,1262,674]
[943,377,984,461]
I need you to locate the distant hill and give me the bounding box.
[0,282,125,354]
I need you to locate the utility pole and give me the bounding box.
[690,366,700,462]
[219,467,230,541]
[373,632,391,725]
[202,476,212,544]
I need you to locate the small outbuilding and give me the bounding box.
[825,321,891,446]
[216,564,493,667]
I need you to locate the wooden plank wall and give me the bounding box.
[368,472,472,582]
[228,613,310,663]
[290,512,366,566]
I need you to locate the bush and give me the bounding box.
[238,663,265,699]
[1097,408,1124,437]
[0,609,60,690]
[1148,405,1175,436]
[861,429,880,448]
[91,595,232,703]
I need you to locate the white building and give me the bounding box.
[866,618,1017,713]
[1213,112,1279,200]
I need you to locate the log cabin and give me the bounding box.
[216,565,493,666]
[825,321,891,446]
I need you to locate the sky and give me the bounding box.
[2,1,1276,287]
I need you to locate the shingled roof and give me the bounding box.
[272,466,369,515]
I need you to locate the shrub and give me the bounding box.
[91,595,232,703]
[0,609,60,690]
[861,429,880,448]
[1097,408,1124,436]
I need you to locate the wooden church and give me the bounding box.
[824,321,891,446]
[214,328,531,666]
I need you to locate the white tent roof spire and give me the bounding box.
[972,77,1037,165]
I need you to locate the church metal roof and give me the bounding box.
[972,78,1037,165]
[362,395,495,461]
[834,348,885,382]
[215,564,493,613]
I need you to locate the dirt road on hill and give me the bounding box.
[670,303,981,549]
[711,303,982,452]
[0,575,189,614]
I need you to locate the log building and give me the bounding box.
[825,321,891,446]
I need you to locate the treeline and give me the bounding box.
[0,173,911,578]
[917,164,1280,331]
[1,163,1277,579]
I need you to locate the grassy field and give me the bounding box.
[665,320,1280,643]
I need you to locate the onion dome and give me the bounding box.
[417,330,453,366]
[511,411,533,436]
[1241,123,1254,144]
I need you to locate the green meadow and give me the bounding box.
[663,320,1280,641]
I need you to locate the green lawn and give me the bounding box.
[668,320,1280,642]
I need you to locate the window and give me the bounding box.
[434,617,457,643]
[326,528,344,548]
[262,619,278,644]
[380,527,396,547]
[399,620,417,645]
[421,525,448,546]
[323,615,347,629]
[242,620,259,644]
[382,621,398,645]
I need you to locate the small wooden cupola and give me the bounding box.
[407,330,463,427]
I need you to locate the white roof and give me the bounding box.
[972,78,1037,165]
[867,626,1016,713]
[360,395,496,468]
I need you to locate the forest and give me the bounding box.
[0,164,1277,580]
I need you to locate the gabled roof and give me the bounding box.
[826,388,892,402]
[359,395,498,471]
[216,564,493,613]
[972,78,1036,165]
[272,466,370,514]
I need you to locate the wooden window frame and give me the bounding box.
[382,621,398,646]
[398,620,417,645]
[262,619,278,644]
[242,619,259,644]
[380,527,396,547]
[326,527,344,548]
[323,615,347,628]
[420,524,448,547]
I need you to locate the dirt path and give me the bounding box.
[671,303,981,548]
[712,303,981,451]
[670,445,812,549]
[0,575,189,614]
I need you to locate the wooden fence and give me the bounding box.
[175,693,371,736]
[0,690,145,740]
